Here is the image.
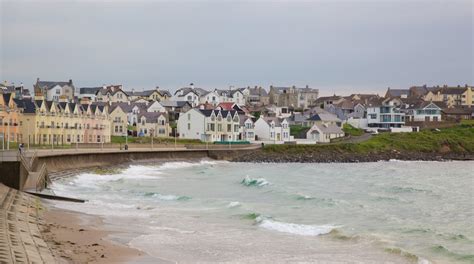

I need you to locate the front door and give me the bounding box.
[277,133,281,141]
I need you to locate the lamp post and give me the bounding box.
[174,127,177,149]
[26,118,30,150]
[6,109,10,150]
[150,128,154,150]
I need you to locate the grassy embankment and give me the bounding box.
[110,136,204,145]
[342,124,364,136]
[265,124,474,154]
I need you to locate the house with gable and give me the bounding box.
[137,112,170,137]
[254,116,290,142]
[34,78,75,102]
[177,108,240,142]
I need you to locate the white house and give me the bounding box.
[173,86,208,107]
[146,101,167,113]
[367,98,405,129]
[239,115,255,141]
[401,101,443,122]
[254,116,291,142]
[306,123,345,143]
[34,79,75,102]
[78,87,101,101]
[177,109,240,142]
[200,90,222,106]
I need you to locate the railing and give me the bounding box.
[18,152,32,171]
[29,150,38,169]
[36,162,48,192]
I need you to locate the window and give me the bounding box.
[217,124,222,131]
[187,123,191,130]
[234,125,239,131]
[97,135,101,143]
[159,128,165,134]
[115,126,118,132]
[227,124,231,131]
[188,114,191,120]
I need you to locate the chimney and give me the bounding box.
[132,88,135,94]
[69,79,73,85]
[306,85,309,88]
[156,86,160,91]
[423,84,427,88]
[190,83,194,89]
[36,78,40,83]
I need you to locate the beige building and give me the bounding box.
[109,104,129,137]
[137,112,170,137]
[95,85,129,103]
[129,87,172,102]
[14,99,111,145]
[423,85,472,107]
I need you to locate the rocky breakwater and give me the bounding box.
[232,149,474,163]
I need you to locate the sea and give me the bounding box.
[50,160,474,264]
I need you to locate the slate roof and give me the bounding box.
[79,87,101,94]
[307,112,341,122]
[36,81,73,90]
[160,100,191,108]
[13,99,36,113]
[248,87,268,96]
[385,88,409,98]
[138,112,165,123]
[311,123,344,134]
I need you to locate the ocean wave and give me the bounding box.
[295,194,315,200]
[241,176,269,187]
[257,217,338,236]
[430,245,474,262]
[388,186,432,194]
[146,192,190,201]
[158,160,220,170]
[227,201,241,208]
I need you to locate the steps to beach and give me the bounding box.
[0,184,55,263]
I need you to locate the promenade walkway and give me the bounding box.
[0,184,55,263]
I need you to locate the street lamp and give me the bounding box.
[26,118,30,150]
[6,108,10,150]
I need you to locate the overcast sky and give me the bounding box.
[1,0,472,95]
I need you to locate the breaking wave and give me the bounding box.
[241,176,269,187]
[227,201,241,208]
[158,160,220,170]
[256,217,338,236]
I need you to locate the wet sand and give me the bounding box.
[42,207,149,263]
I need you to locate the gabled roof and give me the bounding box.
[311,123,344,134]
[248,87,268,96]
[138,112,165,123]
[198,109,238,118]
[36,81,73,90]
[216,102,236,110]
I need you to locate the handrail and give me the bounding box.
[29,150,38,169]
[35,163,48,192]
[18,152,32,172]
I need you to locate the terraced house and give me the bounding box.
[13,99,111,145]
[0,93,21,146]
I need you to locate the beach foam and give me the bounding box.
[257,218,337,236]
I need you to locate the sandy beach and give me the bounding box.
[41,206,147,263]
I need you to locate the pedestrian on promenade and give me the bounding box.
[18,143,24,155]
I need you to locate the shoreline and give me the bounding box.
[232,149,474,163]
[41,204,149,263]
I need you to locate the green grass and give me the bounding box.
[290,125,310,137]
[342,124,364,136]
[110,136,204,145]
[460,119,474,126]
[264,125,474,154]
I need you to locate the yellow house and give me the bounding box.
[1,93,21,146]
[109,104,129,137]
[95,85,129,103]
[461,87,473,106]
[129,88,172,102]
[424,86,470,107]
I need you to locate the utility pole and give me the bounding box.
[27,118,30,150]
